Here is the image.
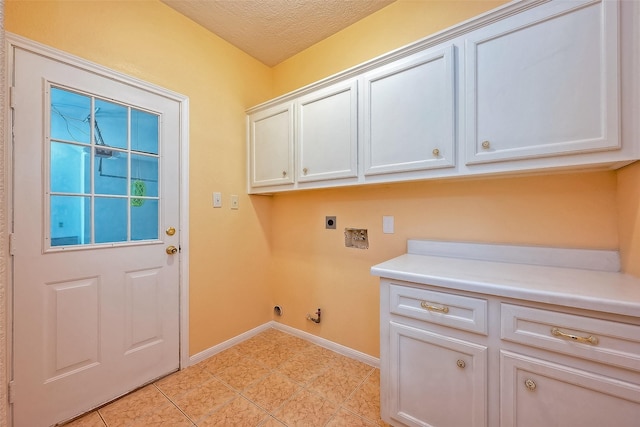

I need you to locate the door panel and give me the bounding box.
[124,268,163,353]
[45,278,99,379]
[12,46,181,426]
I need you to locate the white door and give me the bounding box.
[11,45,181,426]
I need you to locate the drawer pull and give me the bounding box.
[551,327,599,345]
[420,301,449,314]
[524,379,536,391]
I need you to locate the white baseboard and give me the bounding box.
[188,322,273,365]
[188,321,379,369]
[270,322,379,368]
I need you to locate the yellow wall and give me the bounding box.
[268,172,620,356]
[6,0,275,355]
[268,0,627,357]
[618,162,640,277]
[6,0,637,362]
[273,0,508,95]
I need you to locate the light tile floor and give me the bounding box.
[63,328,389,426]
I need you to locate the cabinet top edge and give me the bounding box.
[246,0,551,114]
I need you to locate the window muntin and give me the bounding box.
[48,86,160,248]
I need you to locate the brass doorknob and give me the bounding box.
[166,245,178,255]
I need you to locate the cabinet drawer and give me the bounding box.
[390,284,488,335]
[501,304,640,372]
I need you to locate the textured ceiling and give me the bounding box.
[161,0,395,66]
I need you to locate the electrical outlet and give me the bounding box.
[325,216,336,229]
[231,195,239,210]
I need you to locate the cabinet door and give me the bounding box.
[296,79,358,182]
[465,0,619,165]
[501,351,640,427]
[363,46,456,176]
[388,322,487,427]
[248,102,294,188]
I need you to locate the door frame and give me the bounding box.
[4,33,190,425]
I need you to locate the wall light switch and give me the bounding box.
[231,195,239,210]
[213,192,222,208]
[383,216,394,234]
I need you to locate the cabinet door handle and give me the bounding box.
[524,379,536,391]
[456,359,466,369]
[551,327,599,345]
[481,140,491,149]
[420,301,449,314]
[432,148,440,157]
[303,167,308,175]
[282,170,287,177]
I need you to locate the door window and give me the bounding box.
[48,86,160,248]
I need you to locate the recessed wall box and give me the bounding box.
[345,228,369,249]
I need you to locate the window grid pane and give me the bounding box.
[49,86,160,248]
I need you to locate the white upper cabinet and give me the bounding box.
[363,46,456,176]
[464,0,619,165]
[248,102,294,188]
[296,79,358,182]
[247,0,638,194]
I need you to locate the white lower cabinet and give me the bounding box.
[380,279,640,427]
[389,322,487,427]
[500,351,640,427]
[382,281,489,426]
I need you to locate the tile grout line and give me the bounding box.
[66,328,383,427]
[325,367,377,427]
[152,382,197,425]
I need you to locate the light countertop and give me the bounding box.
[371,240,640,318]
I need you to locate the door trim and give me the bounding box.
[5,32,190,422]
